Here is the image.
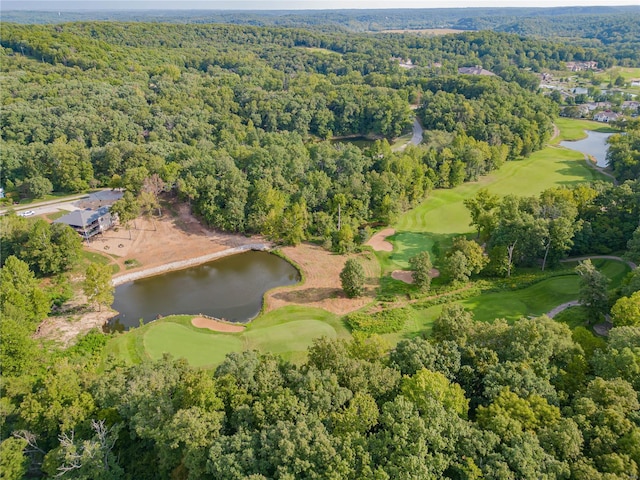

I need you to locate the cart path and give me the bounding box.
[547,255,636,319]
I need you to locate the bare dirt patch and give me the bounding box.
[34,297,116,347]
[192,317,245,333]
[266,243,380,315]
[85,200,264,281]
[366,228,395,252]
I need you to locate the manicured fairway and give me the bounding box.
[102,119,623,369]
[144,322,242,367]
[553,117,618,143]
[461,276,579,322]
[391,144,608,267]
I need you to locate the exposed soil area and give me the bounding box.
[266,243,381,315]
[37,201,383,344]
[34,295,117,347]
[86,201,263,279]
[191,317,246,333]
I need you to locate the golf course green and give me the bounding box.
[102,119,620,369]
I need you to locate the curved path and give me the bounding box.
[410,117,424,146]
[560,255,637,271]
[547,255,636,319]
[579,153,618,185]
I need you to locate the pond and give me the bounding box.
[560,130,613,168]
[108,251,300,331]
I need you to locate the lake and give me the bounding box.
[109,251,300,331]
[560,130,613,168]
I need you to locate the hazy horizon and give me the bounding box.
[4,1,640,11]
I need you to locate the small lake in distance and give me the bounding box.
[109,251,300,331]
[560,130,613,168]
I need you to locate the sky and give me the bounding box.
[4,1,640,10]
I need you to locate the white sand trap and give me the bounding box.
[191,317,245,333]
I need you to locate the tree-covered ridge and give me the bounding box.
[3,7,638,64]
[2,22,566,246]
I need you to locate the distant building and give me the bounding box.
[54,206,116,241]
[458,65,495,76]
[593,111,621,123]
[630,79,640,87]
[571,87,589,96]
[622,101,640,112]
[565,61,598,72]
[392,57,416,69]
[0,188,4,199]
[584,101,612,111]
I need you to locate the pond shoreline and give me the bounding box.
[111,243,272,286]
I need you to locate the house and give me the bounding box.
[584,101,612,111]
[458,65,495,76]
[622,101,640,112]
[593,111,621,123]
[571,87,589,96]
[631,79,640,87]
[565,61,598,72]
[54,206,116,240]
[392,57,416,69]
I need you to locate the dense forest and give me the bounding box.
[1,21,600,248]
[1,17,640,480]
[4,6,639,65]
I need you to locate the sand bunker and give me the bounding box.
[392,270,414,283]
[391,268,440,284]
[191,317,245,333]
[366,228,395,252]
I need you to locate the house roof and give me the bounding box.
[54,206,111,229]
[458,66,495,76]
[86,190,123,203]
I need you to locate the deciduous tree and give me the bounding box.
[340,258,365,298]
[83,263,114,311]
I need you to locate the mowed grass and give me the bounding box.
[103,306,345,368]
[553,117,618,143]
[144,322,242,367]
[461,276,579,322]
[390,143,608,268]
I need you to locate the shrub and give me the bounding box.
[345,307,410,334]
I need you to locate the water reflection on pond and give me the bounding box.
[560,130,613,168]
[108,251,300,331]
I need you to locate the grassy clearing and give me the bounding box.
[562,258,631,289]
[295,46,342,56]
[553,117,618,143]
